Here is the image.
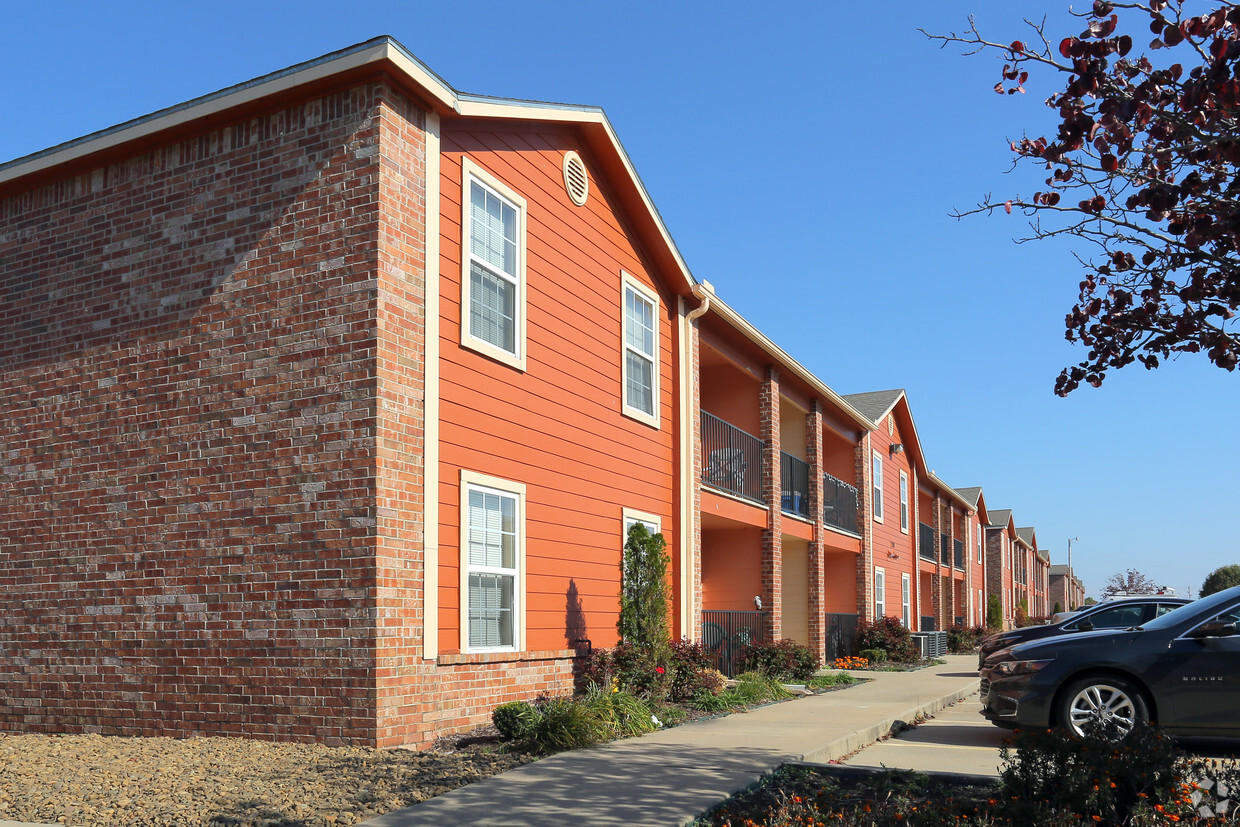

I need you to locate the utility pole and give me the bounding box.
[1067,537,1079,609]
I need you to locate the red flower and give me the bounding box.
[655,666,665,674]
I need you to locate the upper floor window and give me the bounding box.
[622,273,659,426]
[871,452,884,522]
[462,159,527,370]
[898,471,909,533]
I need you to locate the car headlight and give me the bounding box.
[993,658,1054,677]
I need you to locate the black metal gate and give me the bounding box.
[824,613,859,661]
[701,610,767,677]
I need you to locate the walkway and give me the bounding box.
[362,655,981,827]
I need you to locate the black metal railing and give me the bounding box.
[823,473,860,534]
[940,532,951,566]
[700,412,764,503]
[920,615,937,631]
[701,610,768,678]
[918,523,935,560]
[780,452,810,518]
[825,613,859,661]
[953,539,965,570]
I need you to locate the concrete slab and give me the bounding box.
[840,693,1011,777]
[361,655,981,827]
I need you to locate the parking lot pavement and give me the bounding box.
[839,693,1011,778]
[839,693,1240,779]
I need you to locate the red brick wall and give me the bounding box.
[0,83,392,744]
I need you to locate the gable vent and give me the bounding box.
[562,151,589,206]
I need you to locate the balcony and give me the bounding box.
[823,473,860,535]
[940,532,951,566]
[954,539,965,570]
[918,523,935,561]
[701,412,764,503]
[780,452,810,519]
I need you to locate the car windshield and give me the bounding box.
[1140,586,1240,631]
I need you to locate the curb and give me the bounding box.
[795,762,1001,787]
[796,680,981,764]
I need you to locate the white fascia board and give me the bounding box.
[696,287,876,432]
[0,38,457,187]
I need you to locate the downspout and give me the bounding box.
[678,282,712,641]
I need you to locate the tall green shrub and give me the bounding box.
[618,522,669,651]
[986,593,1003,630]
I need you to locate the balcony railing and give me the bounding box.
[918,523,935,560]
[953,539,965,570]
[780,452,810,518]
[700,412,764,503]
[823,473,860,534]
[701,610,767,677]
[940,532,951,565]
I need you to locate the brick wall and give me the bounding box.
[0,84,391,744]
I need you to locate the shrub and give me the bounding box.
[997,722,1187,825]
[986,593,1004,630]
[859,648,887,663]
[529,696,613,752]
[691,689,737,712]
[855,616,919,663]
[618,522,670,652]
[577,643,670,699]
[491,700,541,741]
[945,624,986,654]
[579,686,656,739]
[730,671,793,705]
[808,672,857,690]
[735,638,817,682]
[667,638,723,702]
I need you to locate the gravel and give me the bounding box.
[0,728,536,827]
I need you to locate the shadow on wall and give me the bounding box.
[565,578,590,689]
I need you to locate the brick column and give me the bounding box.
[856,436,872,620]
[760,366,782,642]
[931,513,939,628]
[806,400,825,665]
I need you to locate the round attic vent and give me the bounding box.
[563,151,589,206]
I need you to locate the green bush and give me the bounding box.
[946,624,986,654]
[859,647,888,663]
[986,593,1004,630]
[579,686,656,739]
[807,672,857,690]
[529,696,612,752]
[491,700,541,741]
[576,643,671,699]
[730,671,794,705]
[667,638,724,701]
[855,616,918,663]
[735,638,817,681]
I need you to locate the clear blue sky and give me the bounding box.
[3,0,1235,600]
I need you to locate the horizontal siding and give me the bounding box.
[437,122,680,652]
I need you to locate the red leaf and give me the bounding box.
[994,82,1005,94]
[1004,201,1013,214]
[1101,154,1119,172]
[1060,37,1075,58]
[1010,40,1026,54]
[1048,193,1062,206]
[1118,34,1132,56]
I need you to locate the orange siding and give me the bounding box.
[437,123,680,652]
[701,527,764,610]
[869,419,916,621]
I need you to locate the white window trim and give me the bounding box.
[459,470,527,653]
[622,507,661,537]
[460,157,527,371]
[620,272,660,428]
[898,471,909,533]
[901,572,911,628]
[874,567,886,619]
[871,451,884,523]
[977,524,983,564]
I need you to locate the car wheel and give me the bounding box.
[1057,676,1148,738]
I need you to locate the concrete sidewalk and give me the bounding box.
[362,655,981,827]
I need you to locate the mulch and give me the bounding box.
[0,726,535,827]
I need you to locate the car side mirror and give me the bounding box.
[1077,621,1093,632]
[1192,621,1239,638]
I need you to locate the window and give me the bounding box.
[622,508,660,538]
[977,589,983,625]
[621,274,659,425]
[898,471,909,533]
[976,524,983,564]
[871,452,883,522]
[874,567,886,619]
[461,471,526,651]
[461,159,526,369]
[901,573,911,628]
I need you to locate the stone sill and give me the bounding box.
[436,648,578,666]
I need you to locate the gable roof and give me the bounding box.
[0,36,697,294]
[842,389,904,422]
[987,509,1013,529]
[954,487,983,507]
[1016,527,1036,546]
